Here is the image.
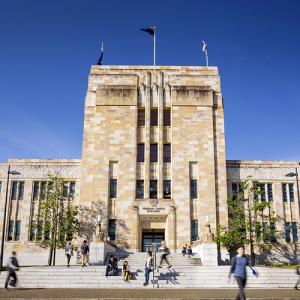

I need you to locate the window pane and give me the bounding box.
[30,221,36,241]
[45,221,50,240]
[138,109,145,126]
[12,182,18,200]
[283,184,287,202]
[271,223,276,242]
[285,222,290,242]
[268,184,273,202]
[150,144,158,162]
[151,109,158,126]
[8,221,14,241]
[289,184,294,202]
[292,222,298,242]
[191,220,198,241]
[163,144,171,163]
[37,221,43,240]
[150,180,157,199]
[190,180,197,199]
[136,180,144,199]
[263,222,268,242]
[261,184,266,202]
[238,184,244,197]
[48,182,53,198]
[0,182,2,193]
[108,219,116,240]
[163,180,171,199]
[110,179,117,198]
[70,183,75,200]
[163,110,171,126]
[137,144,145,162]
[232,183,237,200]
[33,182,39,200]
[19,182,24,200]
[16,221,21,241]
[41,182,46,200]
[63,183,69,198]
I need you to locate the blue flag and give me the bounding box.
[97,42,103,65]
[141,26,155,36]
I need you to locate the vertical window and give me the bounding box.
[191,220,198,241]
[271,223,276,242]
[150,180,157,199]
[48,182,53,198]
[263,222,268,242]
[45,221,50,240]
[163,109,171,126]
[108,219,116,240]
[163,144,171,163]
[33,182,39,200]
[289,184,294,202]
[0,182,2,193]
[283,184,287,202]
[136,180,144,199]
[63,183,69,198]
[41,182,46,200]
[232,183,237,200]
[292,222,298,242]
[137,144,145,162]
[19,182,24,200]
[16,221,21,241]
[30,221,36,241]
[151,109,158,126]
[163,180,171,199]
[238,183,244,197]
[11,182,18,200]
[190,180,197,199]
[285,222,291,242]
[110,179,117,198]
[70,183,75,200]
[138,109,145,126]
[37,221,43,240]
[268,184,273,202]
[8,221,14,241]
[261,184,266,202]
[150,144,158,162]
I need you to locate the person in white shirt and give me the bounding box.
[122,261,131,281]
[143,251,153,286]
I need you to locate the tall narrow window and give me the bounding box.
[0,182,2,193]
[137,144,145,162]
[271,222,276,242]
[282,184,287,202]
[19,182,24,200]
[268,184,273,202]
[48,182,53,198]
[11,182,18,200]
[41,182,46,200]
[150,144,158,162]
[30,221,36,241]
[16,221,21,241]
[136,180,144,199]
[285,222,290,242]
[150,180,157,199]
[138,109,145,126]
[292,222,298,242]
[33,182,39,200]
[70,183,75,200]
[45,221,50,240]
[110,179,117,198]
[151,109,158,126]
[232,183,237,200]
[163,109,171,126]
[37,221,43,240]
[190,180,197,199]
[289,184,294,202]
[108,219,116,240]
[191,220,198,241]
[163,144,171,163]
[238,183,244,197]
[63,183,69,198]
[8,221,14,241]
[263,222,268,242]
[261,184,266,202]
[163,180,171,199]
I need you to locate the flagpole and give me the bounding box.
[206,51,208,67]
[154,26,156,66]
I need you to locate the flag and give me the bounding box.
[141,26,155,36]
[202,41,207,53]
[97,42,103,65]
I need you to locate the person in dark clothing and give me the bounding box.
[294,260,300,290]
[227,246,257,300]
[4,252,20,291]
[105,255,118,277]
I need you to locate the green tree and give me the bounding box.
[28,172,80,265]
[215,176,278,264]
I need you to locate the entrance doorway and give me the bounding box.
[142,232,164,252]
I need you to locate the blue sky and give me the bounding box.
[1,0,300,162]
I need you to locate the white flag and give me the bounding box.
[202,40,207,53]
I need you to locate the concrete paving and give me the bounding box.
[0,288,299,299]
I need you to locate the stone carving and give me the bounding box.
[4,164,81,179]
[227,167,296,181]
[147,198,160,207]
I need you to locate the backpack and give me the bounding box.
[231,256,237,273]
[165,247,170,255]
[81,244,88,254]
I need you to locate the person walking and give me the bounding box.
[80,240,89,267]
[143,251,152,286]
[105,255,118,277]
[122,261,131,281]
[227,245,258,300]
[187,245,192,258]
[4,251,20,291]
[158,241,172,268]
[294,260,300,290]
[65,241,73,267]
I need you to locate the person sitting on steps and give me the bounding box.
[187,245,192,258]
[122,261,131,281]
[105,255,118,277]
[181,244,187,256]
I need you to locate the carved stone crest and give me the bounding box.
[147,198,160,207]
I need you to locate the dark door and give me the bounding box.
[142,232,164,252]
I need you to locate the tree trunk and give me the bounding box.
[48,247,53,266]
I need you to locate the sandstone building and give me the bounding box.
[0,66,299,265]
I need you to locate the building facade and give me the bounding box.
[0,66,299,265]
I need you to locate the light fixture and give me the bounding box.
[97,214,102,222]
[285,173,296,177]
[107,236,110,241]
[206,215,210,223]
[9,171,21,175]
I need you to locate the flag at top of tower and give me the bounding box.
[141,26,155,36]
[97,42,103,66]
[202,41,207,53]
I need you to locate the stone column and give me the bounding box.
[131,206,140,251]
[168,206,176,251]
[158,72,164,199]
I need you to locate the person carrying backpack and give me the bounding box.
[80,240,89,267]
[227,245,258,300]
[158,241,172,268]
[4,251,21,291]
